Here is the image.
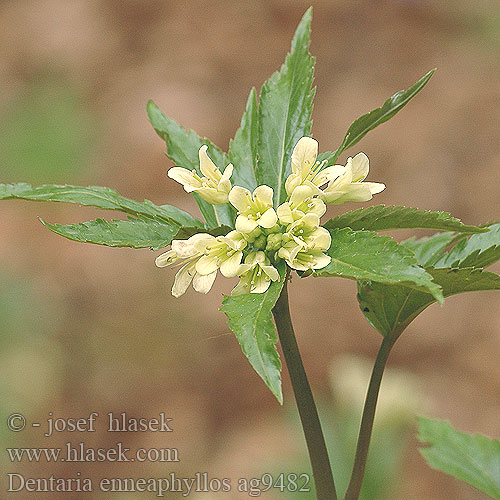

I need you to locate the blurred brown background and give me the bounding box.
[1,1,499,499]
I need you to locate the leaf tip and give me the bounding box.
[435,288,445,306]
[274,388,284,405]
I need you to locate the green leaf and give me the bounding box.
[255,8,315,207]
[418,417,500,499]
[314,228,443,302]
[41,216,180,250]
[321,69,435,165]
[0,183,202,228]
[434,223,500,269]
[325,205,486,234]
[147,100,235,228]
[173,225,233,241]
[358,267,500,337]
[228,87,259,191]
[401,232,457,267]
[358,228,500,337]
[220,262,286,403]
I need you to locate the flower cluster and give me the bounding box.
[156,137,385,297]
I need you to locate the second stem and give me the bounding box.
[344,335,396,500]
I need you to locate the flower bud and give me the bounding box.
[253,235,267,250]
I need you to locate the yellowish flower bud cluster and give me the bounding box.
[157,137,385,297]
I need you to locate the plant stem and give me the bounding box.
[272,271,337,500]
[344,335,397,500]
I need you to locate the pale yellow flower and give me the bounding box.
[285,137,345,197]
[195,230,246,277]
[277,185,326,225]
[168,145,233,205]
[229,185,278,233]
[277,213,331,271]
[155,233,217,297]
[321,153,385,204]
[232,251,280,295]
[278,243,331,271]
[284,138,385,206]
[283,213,331,251]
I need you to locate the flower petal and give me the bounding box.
[310,252,331,270]
[258,207,278,228]
[300,212,320,229]
[235,215,259,233]
[350,152,369,182]
[192,270,217,294]
[195,255,219,276]
[286,258,309,271]
[251,275,272,294]
[229,186,252,212]
[199,145,221,182]
[318,165,345,184]
[172,263,195,297]
[289,185,314,207]
[277,202,294,225]
[221,230,247,251]
[196,187,229,205]
[220,251,243,277]
[320,189,345,204]
[278,241,302,262]
[291,137,318,177]
[219,163,233,193]
[331,184,373,204]
[155,249,178,267]
[237,263,253,275]
[365,182,386,195]
[171,233,212,257]
[285,173,302,196]
[254,251,268,264]
[342,158,354,184]
[310,227,332,251]
[307,198,327,218]
[261,265,280,282]
[168,167,201,191]
[253,185,274,207]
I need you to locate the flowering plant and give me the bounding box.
[156,137,384,298]
[2,8,499,500]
